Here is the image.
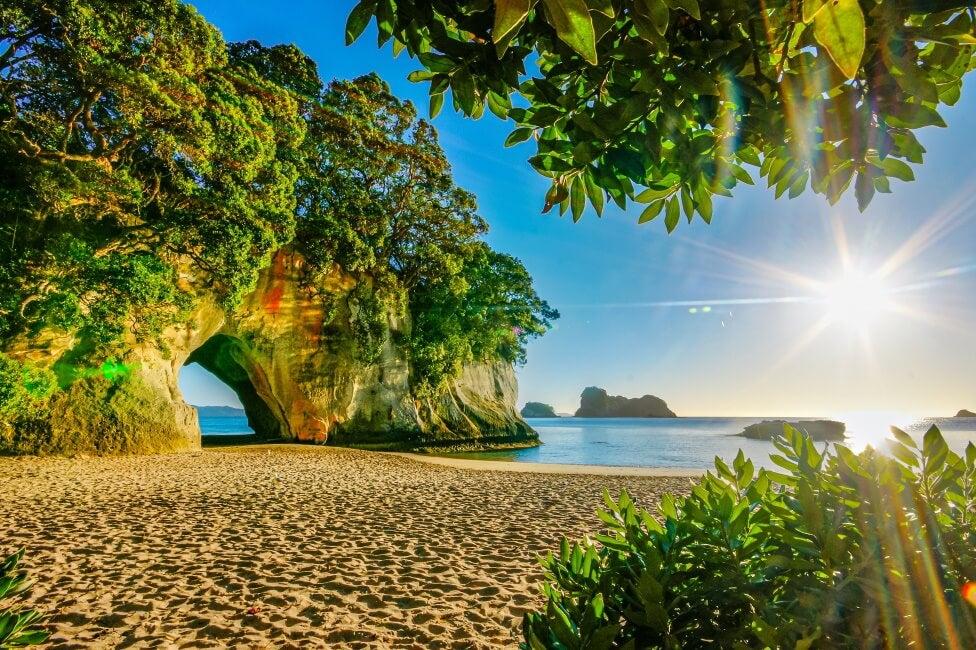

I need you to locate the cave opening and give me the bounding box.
[179,334,287,446]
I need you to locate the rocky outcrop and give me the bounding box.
[1,248,538,455]
[521,402,558,418]
[737,420,846,441]
[955,409,976,418]
[574,386,676,418]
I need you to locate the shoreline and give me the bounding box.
[391,451,704,477]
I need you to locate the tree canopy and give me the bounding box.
[0,0,556,408]
[347,0,976,231]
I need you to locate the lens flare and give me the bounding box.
[963,582,976,608]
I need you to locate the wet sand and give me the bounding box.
[0,445,695,648]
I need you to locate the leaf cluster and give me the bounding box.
[292,72,559,394]
[0,355,55,421]
[523,425,976,648]
[0,549,47,647]
[1,0,305,352]
[349,0,976,230]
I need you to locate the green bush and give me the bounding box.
[523,426,976,649]
[0,549,47,647]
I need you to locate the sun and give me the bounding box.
[820,269,892,328]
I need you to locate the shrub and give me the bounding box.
[522,425,976,649]
[0,549,47,647]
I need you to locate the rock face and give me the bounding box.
[521,402,559,418]
[737,420,846,441]
[955,409,976,418]
[574,387,676,418]
[1,248,537,455]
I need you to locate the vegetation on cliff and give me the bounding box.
[523,425,976,648]
[349,1,976,229]
[0,0,557,431]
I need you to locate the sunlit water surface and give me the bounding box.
[458,416,976,470]
[199,414,976,470]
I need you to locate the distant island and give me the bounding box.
[194,405,246,418]
[956,409,976,418]
[574,387,676,418]
[737,419,846,441]
[521,402,559,418]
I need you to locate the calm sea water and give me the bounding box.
[463,416,976,469]
[199,414,976,470]
[199,416,254,436]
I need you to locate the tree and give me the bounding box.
[347,0,976,231]
[0,0,304,350]
[294,73,559,389]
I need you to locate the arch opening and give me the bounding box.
[182,334,288,445]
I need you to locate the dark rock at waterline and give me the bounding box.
[737,419,846,441]
[955,409,976,418]
[574,386,677,418]
[521,402,559,418]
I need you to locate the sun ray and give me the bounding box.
[876,175,976,281]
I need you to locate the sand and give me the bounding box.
[0,445,696,649]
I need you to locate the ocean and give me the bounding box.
[198,414,976,470]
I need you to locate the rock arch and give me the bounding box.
[1,249,538,455]
[185,334,286,442]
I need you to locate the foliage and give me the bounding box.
[294,72,558,393]
[0,355,55,420]
[0,0,304,349]
[523,425,976,648]
[348,0,976,230]
[0,549,47,647]
[0,3,556,408]
[409,243,559,396]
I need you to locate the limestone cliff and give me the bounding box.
[1,249,538,455]
[574,386,676,418]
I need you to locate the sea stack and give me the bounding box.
[574,387,676,418]
[520,402,559,418]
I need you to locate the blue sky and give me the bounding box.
[180,0,976,418]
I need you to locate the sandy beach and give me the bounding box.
[0,445,695,648]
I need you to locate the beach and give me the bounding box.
[0,445,696,649]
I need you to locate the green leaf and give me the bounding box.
[451,69,477,115]
[407,69,435,82]
[664,196,680,233]
[505,127,535,146]
[345,0,378,45]
[635,185,676,203]
[638,200,665,224]
[879,157,915,183]
[802,0,828,23]
[541,0,599,64]
[665,0,700,21]
[494,0,533,58]
[487,90,512,120]
[813,0,865,79]
[636,0,670,36]
[429,91,445,119]
[571,176,586,222]
[854,169,874,211]
[583,171,605,217]
[418,52,457,73]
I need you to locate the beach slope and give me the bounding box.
[0,446,691,648]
